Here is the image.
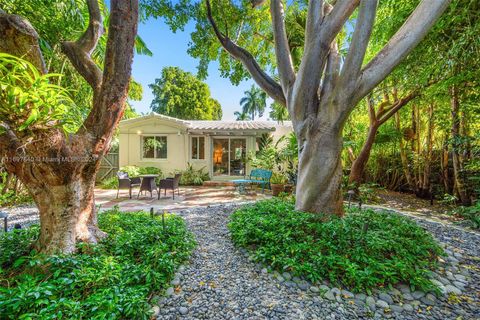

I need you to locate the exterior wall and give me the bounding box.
[119,120,189,176]
[271,123,293,146]
[118,116,293,180]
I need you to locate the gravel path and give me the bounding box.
[156,204,480,320]
[157,203,360,320]
[2,202,479,319]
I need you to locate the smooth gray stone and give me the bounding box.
[310,286,320,293]
[376,300,389,309]
[403,304,414,312]
[390,305,404,313]
[412,291,425,299]
[165,287,174,296]
[378,293,393,304]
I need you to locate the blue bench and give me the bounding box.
[232,169,272,194]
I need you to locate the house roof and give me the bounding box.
[119,112,291,133]
[188,120,279,131]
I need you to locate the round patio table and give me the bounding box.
[137,174,159,198]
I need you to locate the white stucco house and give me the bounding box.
[118,113,292,180]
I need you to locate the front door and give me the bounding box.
[212,138,246,176]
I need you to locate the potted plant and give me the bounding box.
[270,172,288,196]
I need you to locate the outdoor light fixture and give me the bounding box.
[137,130,142,135]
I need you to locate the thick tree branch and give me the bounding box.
[338,0,377,95]
[61,0,104,91]
[294,0,359,121]
[324,0,360,38]
[305,0,324,48]
[319,40,340,107]
[0,12,46,73]
[206,0,286,105]
[81,0,138,153]
[0,122,21,153]
[270,0,295,93]
[354,0,451,102]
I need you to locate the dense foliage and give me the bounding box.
[229,198,444,293]
[0,209,195,319]
[149,66,222,120]
[174,163,210,186]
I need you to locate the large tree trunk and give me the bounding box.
[295,122,344,216]
[349,124,378,186]
[28,175,104,254]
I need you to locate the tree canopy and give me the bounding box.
[149,66,222,120]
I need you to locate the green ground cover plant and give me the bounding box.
[229,198,444,293]
[450,201,480,229]
[0,208,195,319]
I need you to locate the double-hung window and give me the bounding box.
[191,136,205,160]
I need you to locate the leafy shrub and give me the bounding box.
[99,176,118,189]
[174,163,210,185]
[450,201,480,229]
[229,198,443,293]
[0,209,195,319]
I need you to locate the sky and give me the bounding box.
[130,18,269,121]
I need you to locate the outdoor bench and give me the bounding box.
[232,169,272,194]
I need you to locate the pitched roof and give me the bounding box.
[120,112,292,132]
[188,120,279,131]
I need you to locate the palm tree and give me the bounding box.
[239,85,266,120]
[269,102,290,123]
[234,111,251,120]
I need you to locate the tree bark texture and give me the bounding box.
[0,0,138,253]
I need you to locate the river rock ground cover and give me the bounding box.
[157,203,480,320]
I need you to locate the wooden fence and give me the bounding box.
[97,152,119,182]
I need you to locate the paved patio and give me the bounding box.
[96,185,271,212]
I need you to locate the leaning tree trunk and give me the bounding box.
[349,124,379,186]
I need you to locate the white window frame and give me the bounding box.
[190,136,205,160]
[141,135,168,160]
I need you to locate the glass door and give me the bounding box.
[213,139,229,176]
[230,139,246,176]
[212,138,246,176]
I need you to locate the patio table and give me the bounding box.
[138,174,159,198]
[232,179,250,195]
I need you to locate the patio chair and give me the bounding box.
[158,174,182,199]
[116,171,141,199]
